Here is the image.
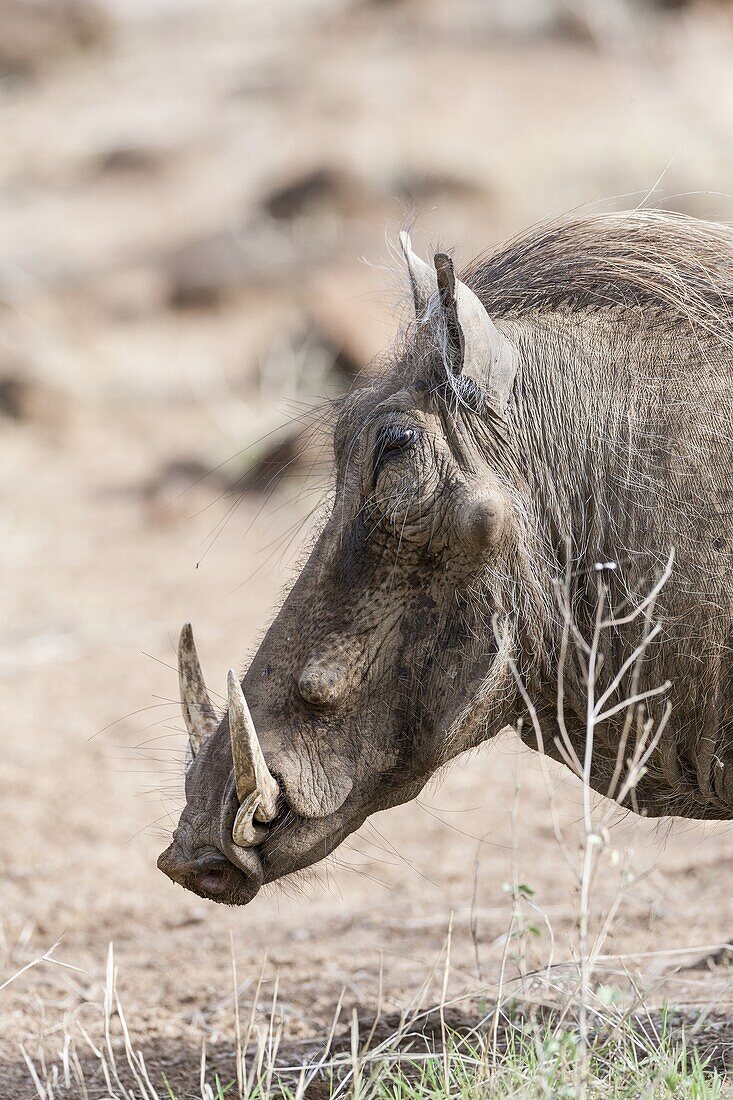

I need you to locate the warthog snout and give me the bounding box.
[157,844,264,905]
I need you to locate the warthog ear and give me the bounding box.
[399,232,517,412]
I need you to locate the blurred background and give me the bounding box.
[2,0,733,1089]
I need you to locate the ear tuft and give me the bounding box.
[399,230,437,319]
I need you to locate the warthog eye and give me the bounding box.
[373,425,417,481]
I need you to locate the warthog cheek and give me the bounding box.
[271,745,354,818]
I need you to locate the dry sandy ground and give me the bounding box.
[2,393,733,1092]
[2,1,733,1095]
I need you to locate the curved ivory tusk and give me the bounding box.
[227,670,280,846]
[179,623,219,774]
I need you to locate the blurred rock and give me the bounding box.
[304,323,363,383]
[392,169,486,206]
[0,369,66,430]
[133,458,224,525]
[262,166,367,222]
[166,232,254,310]
[306,265,397,381]
[0,0,110,80]
[352,0,593,41]
[96,265,170,322]
[234,433,302,493]
[135,437,305,517]
[0,374,28,420]
[165,224,315,310]
[94,144,167,178]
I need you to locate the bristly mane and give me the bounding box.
[469,210,733,343]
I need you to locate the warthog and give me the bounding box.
[158,211,733,906]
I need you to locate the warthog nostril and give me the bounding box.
[157,848,230,892]
[196,864,230,897]
[157,842,264,906]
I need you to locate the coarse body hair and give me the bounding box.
[465,211,733,817]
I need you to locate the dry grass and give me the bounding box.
[11,937,731,1099]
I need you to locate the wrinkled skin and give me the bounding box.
[159,212,733,905]
[159,375,531,904]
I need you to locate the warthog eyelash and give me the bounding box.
[372,425,418,484]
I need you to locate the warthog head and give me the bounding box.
[158,235,546,905]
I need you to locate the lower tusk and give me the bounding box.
[232,792,269,847]
[227,669,280,847]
